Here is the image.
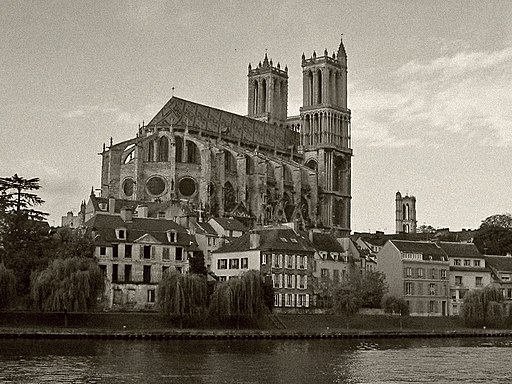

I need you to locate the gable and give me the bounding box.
[133,233,161,244]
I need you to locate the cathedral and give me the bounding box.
[99,37,352,236]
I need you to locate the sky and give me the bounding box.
[1,0,512,232]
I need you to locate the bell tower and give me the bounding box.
[247,53,288,125]
[299,36,352,235]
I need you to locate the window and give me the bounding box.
[405,267,412,277]
[112,264,118,283]
[168,231,176,243]
[440,269,447,280]
[261,254,268,265]
[176,266,182,274]
[290,238,298,243]
[507,289,512,299]
[474,260,481,267]
[99,246,106,256]
[299,256,306,269]
[162,266,169,275]
[273,274,281,288]
[241,258,248,269]
[274,294,280,307]
[175,247,183,261]
[464,259,471,266]
[147,289,155,303]
[429,283,436,296]
[475,277,483,287]
[207,237,212,246]
[417,268,424,278]
[125,244,132,258]
[430,268,437,279]
[143,265,151,283]
[321,269,329,279]
[218,259,227,270]
[280,237,288,243]
[286,274,294,288]
[124,264,132,282]
[454,259,461,266]
[162,247,170,260]
[99,264,106,275]
[333,269,340,283]
[455,276,463,285]
[219,276,227,282]
[287,255,294,268]
[143,245,151,259]
[286,294,292,307]
[502,274,511,281]
[229,258,240,269]
[112,244,119,258]
[405,282,413,295]
[429,300,436,313]
[118,229,126,240]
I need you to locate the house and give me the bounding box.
[485,254,512,310]
[190,220,222,270]
[438,242,491,316]
[377,240,450,316]
[208,217,248,240]
[86,208,195,310]
[212,226,315,310]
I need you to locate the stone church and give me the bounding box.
[99,37,352,236]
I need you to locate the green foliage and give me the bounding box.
[463,286,504,327]
[188,251,208,276]
[209,270,269,325]
[382,295,409,316]
[31,257,105,312]
[0,262,16,309]
[0,174,47,220]
[158,271,208,320]
[474,213,512,255]
[357,271,389,308]
[332,281,362,326]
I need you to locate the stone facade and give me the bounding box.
[99,37,352,236]
[396,191,417,234]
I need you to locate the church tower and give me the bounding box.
[299,37,352,235]
[396,191,417,233]
[247,53,288,125]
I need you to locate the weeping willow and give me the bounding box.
[31,257,105,312]
[463,286,504,327]
[0,262,16,309]
[157,271,208,319]
[208,270,267,324]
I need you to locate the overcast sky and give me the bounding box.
[2,0,511,232]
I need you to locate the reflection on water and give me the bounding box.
[1,338,512,383]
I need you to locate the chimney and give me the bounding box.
[120,207,133,223]
[136,205,148,218]
[108,198,115,214]
[308,229,314,243]
[249,231,260,249]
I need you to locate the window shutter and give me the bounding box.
[304,275,308,289]
[271,253,275,266]
[305,294,310,308]
[279,274,283,288]
[272,274,276,287]
[292,274,296,289]
[304,256,308,269]
[292,255,296,269]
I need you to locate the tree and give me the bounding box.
[0,262,16,309]
[31,257,105,312]
[357,271,389,308]
[158,271,208,328]
[474,213,512,255]
[188,251,208,276]
[208,270,269,328]
[417,224,436,234]
[0,174,48,220]
[332,281,362,329]
[463,286,504,327]
[382,295,409,316]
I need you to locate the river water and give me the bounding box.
[1,337,511,383]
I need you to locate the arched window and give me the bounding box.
[266,162,275,181]
[186,141,200,164]
[261,79,267,113]
[305,159,317,171]
[308,71,313,106]
[158,137,169,162]
[333,156,345,192]
[175,136,183,163]
[245,156,254,174]
[283,165,292,185]
[405,203,410,220]
[301,196,309,222]
[224,182,236,212]
[253,80,259,115]
[147,140,154,162]
[317,70,322,104]
[334,199,344,226]
[402,204,407,220]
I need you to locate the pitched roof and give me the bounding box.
[210,217,248,233]
[308,232,346,253]
[485,255,512,273]
[214,227,315,254]
[390,240,448,261]
[193,221,218,236]
[85,214,194,247]
[438,242,482,259]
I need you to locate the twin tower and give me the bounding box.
[247,37,352,233]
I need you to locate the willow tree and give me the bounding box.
[0,262,16,309]
[209,270,268,328]
[158,271,208,328]
[332,281,362,329]
[463,286,504,327]
[31,257,105,312]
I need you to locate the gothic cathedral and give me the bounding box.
[99,37,352,236]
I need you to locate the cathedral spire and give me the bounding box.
[337,34,347,59]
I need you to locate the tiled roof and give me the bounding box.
[485,255,512,273]
[210,217,248,232]
[214,227,315,254]
[307,232,346,253]
[193,221,217,236]
[390,240,448,261]
[85,214,194,247]
[439,242,482,258]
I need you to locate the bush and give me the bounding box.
[382,295,409,316]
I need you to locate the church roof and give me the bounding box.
[145,97,300,152]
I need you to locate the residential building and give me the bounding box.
[438,242,491,316]
[86,208,194,310]
[485,254,512,310]
[212,226,315,310]
[377,240,450,316]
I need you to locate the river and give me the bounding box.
[1,337,511,383]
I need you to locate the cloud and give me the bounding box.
[352,45,512,148]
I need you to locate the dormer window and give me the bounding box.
[280,237,288,243]
[99,203,107,210]
[167,230,177,243]
[117,229,126,240]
